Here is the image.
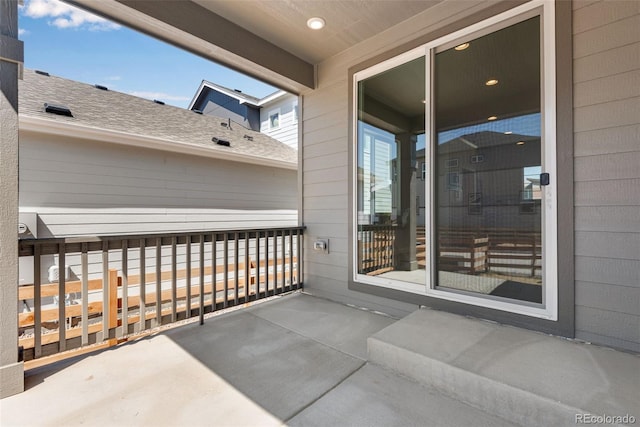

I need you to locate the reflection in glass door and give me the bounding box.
[356,55,426,286]
[433,16,543,303]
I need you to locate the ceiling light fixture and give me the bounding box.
[454,43,470,51]
[504,131,513,135]
[488,116,497,121]
[485,79,499,86]
[516,141,525,146]
[307,17,325,30]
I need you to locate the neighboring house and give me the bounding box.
[17,69,298,240]
[189,80,299,149]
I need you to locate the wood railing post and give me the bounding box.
[108,268,118,346]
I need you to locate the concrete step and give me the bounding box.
[368,308,639,427]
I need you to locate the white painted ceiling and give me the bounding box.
[192,0,443,63]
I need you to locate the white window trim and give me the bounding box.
[352,0,557,321]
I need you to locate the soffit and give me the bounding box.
[192,0,443,64]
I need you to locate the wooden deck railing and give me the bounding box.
[438,233,490,274]
[18,227,304,361]
[357,224,395,275]
[358,226,541,278]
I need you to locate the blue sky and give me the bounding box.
[18,0,278,109]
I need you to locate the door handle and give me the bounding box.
[540,173,550,186]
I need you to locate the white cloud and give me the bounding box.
[104,76,122,81]
[22,0,120,31]
[18,28,30,36]
[129,91,191,102]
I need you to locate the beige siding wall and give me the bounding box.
[19,131,298,238]
[302,0,639,350]
[572,0,640,352]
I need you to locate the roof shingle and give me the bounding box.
[18,69,298,167]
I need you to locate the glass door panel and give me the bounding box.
[356,56,426,285]
[433,17,543,303]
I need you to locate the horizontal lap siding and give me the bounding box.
[573,0,640,352]
[19,132,297,237]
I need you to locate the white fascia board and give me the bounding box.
[256,90,289,106]
[190,80,261,109]
[19,116,297,171]
[187,80,207,110]
[205,81,260,105]
[194,83,288,109]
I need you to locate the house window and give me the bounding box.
[471,154,484,164]
[293,104,299,123]
[353,0,557,320]
[445,159,459,168]
[269,109,280,129]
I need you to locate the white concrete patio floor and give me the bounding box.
[2,292,516,427]
[3,292,639,427]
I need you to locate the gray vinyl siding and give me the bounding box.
[198,89,260,131]
[572,0,640,352]
[19,131,297,238]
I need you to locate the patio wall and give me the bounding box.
[301,0,640,351]
[572,0,640,351]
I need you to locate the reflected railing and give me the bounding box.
[357,226,541,279]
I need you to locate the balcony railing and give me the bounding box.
[18,227,304,361]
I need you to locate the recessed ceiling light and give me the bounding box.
[488,116,497,121]
[516,141,525,146]
[307,17,325,30]
[504,131,513,135]
[454,43,470,51]
[485,79,499,86]
[422,99,426,104]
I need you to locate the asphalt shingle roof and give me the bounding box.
[18,69,298,166]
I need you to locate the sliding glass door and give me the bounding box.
[434,16,543,304]
[353,1,557,319]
